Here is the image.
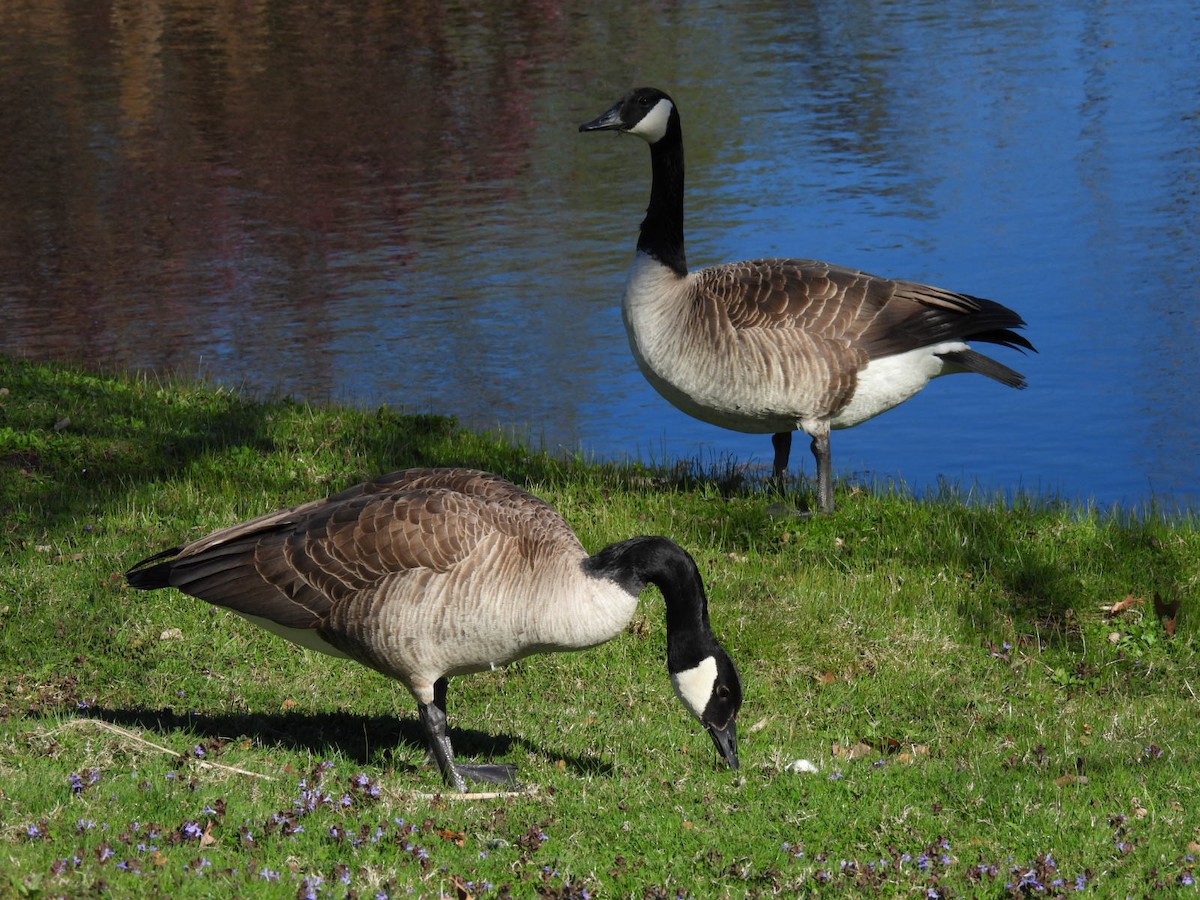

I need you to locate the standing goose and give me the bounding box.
[580,87,1035,513]
[125,468,742,792]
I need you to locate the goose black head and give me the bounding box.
[579,87,678,145]
[671,643,743,770]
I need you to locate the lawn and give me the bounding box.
[1,356,1197,898]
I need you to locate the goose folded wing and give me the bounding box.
[162,489,496,630]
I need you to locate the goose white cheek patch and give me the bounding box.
[671,655,718,720]
[629,99,674,144]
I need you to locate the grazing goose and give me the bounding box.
[125,468,742,792]
[580,87,1035,512]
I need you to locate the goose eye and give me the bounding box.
[716,685,730,699]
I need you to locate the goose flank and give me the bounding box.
[125,467,742,792]
[580,87,1035,513]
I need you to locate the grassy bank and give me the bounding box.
[1,355,1198,898]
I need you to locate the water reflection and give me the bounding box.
[1,1,1197,509]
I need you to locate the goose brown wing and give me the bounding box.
[137,471,578,631]
[701,259,1032,360]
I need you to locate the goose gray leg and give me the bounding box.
[810,431,835,513]
[417,677,519,792]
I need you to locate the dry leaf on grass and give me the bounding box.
[1153,591,1181,637]
[1103,594,1144,616]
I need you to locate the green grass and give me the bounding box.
[1,355,1198,898]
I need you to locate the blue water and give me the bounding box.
[1,1,1197,510]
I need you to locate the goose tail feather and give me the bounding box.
[126,547,184,590]
[939,349,1028,389]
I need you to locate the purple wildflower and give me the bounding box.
[1181,871,1195,887]
[25,822,44,840]
[259,868,280,882]
[192,745,206,758]
[181,821,203,841]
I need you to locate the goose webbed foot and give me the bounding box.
[418,680,523,793]
[453,762,521,789]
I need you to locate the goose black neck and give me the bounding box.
[583,535,714,668]
[639,116,688,277]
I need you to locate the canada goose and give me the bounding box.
[580,87,1035,512]
[125,468,742,792]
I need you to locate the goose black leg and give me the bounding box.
[770,431,792,480]
[770,430,794,499]
[417,677,519,792]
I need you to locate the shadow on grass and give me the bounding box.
[75,705,615,783]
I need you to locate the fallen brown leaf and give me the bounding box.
[1104,594,1144,616]
[1152,591,1181,637]
[832,741,874,761]
[1054,774,1089,787]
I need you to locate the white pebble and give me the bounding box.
[785,759,819,774]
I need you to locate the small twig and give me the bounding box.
[393,787,534,802]
[55,718,273,780]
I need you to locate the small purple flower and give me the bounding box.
[181,821,203,841]
[1018,869,1043,890]
[259,868,280,882]
[1180,871,1195,887]
[25,823,44,840]
[69,773,85,793]
[76,818,96,832]
[192,745,206,758]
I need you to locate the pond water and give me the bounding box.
[2,1,1197,511]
